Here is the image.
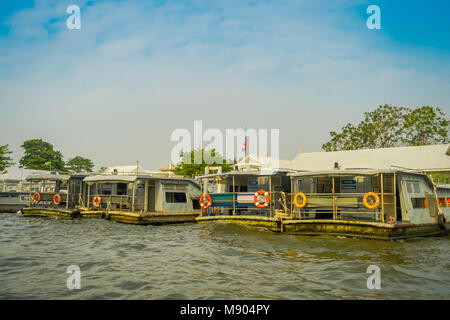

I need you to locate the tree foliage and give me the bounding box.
[322,105,449,151]
[66,156,94,173]
[19,139,65,172]
[173,149,235,177]
[402,106,449,146]
[0,144,14,172]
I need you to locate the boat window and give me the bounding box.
[192,198,201,210]
[406,182,413,193]
[406,180,421,194]
[117,183,127,195]
[165,192,187,203]
[411,197,426,208]
[99,183,112,195]
[297,178,314,193]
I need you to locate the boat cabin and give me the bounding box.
[26,173,70,208]
[197,170,292,218]
[288,169,449,226]
[80,174,201,216]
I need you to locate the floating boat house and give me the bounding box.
[79,174,201,224]
[196,144,450,239]
[21,173,90,218]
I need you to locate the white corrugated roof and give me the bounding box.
[0,167,51,181]
[288,144,450,172]
[103,165,155,175]
[235,155,291,170]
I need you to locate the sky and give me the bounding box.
[0,0,449,171]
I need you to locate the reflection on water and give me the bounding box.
[0,212,449,299]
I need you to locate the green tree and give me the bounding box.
[19,139,65,172]
[173,149,234,177]
[66,156,94,173]
[322,104,448,151]
[99,166,108,173]
[322,104,407,151]
[402,106,449,146]
[0,144,14,172]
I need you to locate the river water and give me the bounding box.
[0,212,449,299]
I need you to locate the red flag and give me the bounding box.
[242,137,247,152]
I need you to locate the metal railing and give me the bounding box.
[201,191,290,218]
[80,194,144,211]
[291,192,396,222]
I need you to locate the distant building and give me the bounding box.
[234,155,291,172]
[0,167,51,192]
[101,165,154,175]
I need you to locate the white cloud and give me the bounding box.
[0,0,449,169]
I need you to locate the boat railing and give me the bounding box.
[200,191,290,218]
[291,192,396,222]
[28,191,67,207]
[82,194,145,211]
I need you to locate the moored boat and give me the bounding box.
[195,169,294,232]
[79,174,201,224]
[195,168,449,240]
[21,173,88,218]
[0,191,30,213]
[284,169,449,239]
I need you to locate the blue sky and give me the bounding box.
[0,0,449,170]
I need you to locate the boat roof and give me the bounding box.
[198,169,292,179]
[83,174,200,187]
[288,168,428,177]
[26,173,70,182]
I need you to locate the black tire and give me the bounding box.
[437,214,446,230]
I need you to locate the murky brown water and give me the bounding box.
[0,212,449,299]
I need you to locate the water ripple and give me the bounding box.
[0,212,449,299]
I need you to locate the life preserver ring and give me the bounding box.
[294,192,307,208]
[200,194,212,209]
[32,192,41,204]
[92,195,102,208]
[363,192,380,209]
[437,213,447,230]
[254,190,270,208]
[52,193,62,206]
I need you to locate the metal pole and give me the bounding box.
[87,185,90,209]
[144,180,149,213]
[269,175,272,217]
[393,173,397,221]
[66,180,69,209]
[381,173,385,223]
[131,182,136,212]
[332,177,336,220]
[290,176,293,218]
[232,175,236,216]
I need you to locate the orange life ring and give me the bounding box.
[363,192,380,209]
[254,190,270,208]
[200,194,212,209]
[294,192,307,208]
[53,193,62,206]
[92,195,102,208]
[32,192,41,204]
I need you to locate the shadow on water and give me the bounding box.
[0,212,449,299]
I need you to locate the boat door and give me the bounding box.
[148,183,156,212]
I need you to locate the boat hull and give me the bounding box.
[109,211,199,225]
[282,219,449,240]
[0,192,29,213]
[196,215,282,232]
[22,207,80,219]
[195,215,449,240]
